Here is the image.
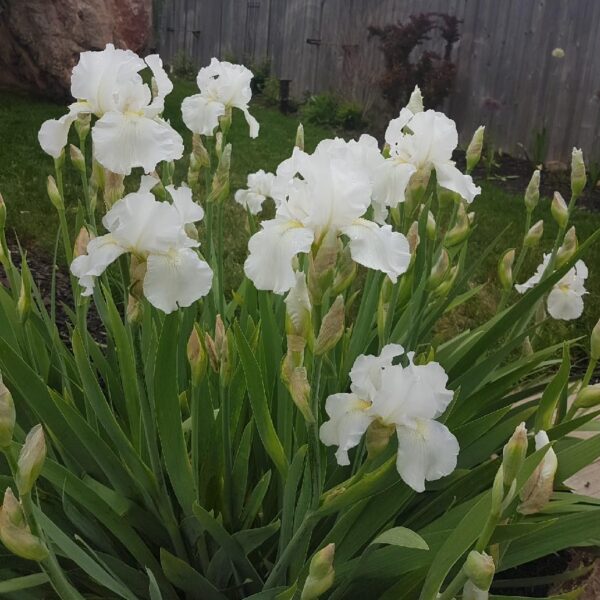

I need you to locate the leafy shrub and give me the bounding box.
[1,47,599,600]
[302,93,366,130]
[369,12,460,109]
[170,50,197,80]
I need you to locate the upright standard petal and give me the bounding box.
[244,219,314,294]
[434,162,481,204]
[38,103,89,158]
[395,419,459,492]
[167,184,204,224]
[144,249,213,313]
[349,344,405,401]
[93,112,184,175]
[144,54,173,115]
[372,160,417,215]
[341,219,411,283]
[181,95,226,136]
[319,393,373,466]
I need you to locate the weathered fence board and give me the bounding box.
[157,0,600,163]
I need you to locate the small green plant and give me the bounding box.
[531,125,549,167]
[261,76,280,106]
[250,59,271,95]
[302,94,366,130]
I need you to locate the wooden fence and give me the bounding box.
[157,0,600,163]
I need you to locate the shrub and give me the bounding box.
[170,50,197,80]
[302,93,366,130]
[1,46,599,599]
[369,12,460,110]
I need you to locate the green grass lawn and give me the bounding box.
[1,82,599,344]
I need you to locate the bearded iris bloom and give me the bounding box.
[515,254,588,320]
[319,344,459,492]
[373,105,481,219]
[234,169,276,214]
[38,44,183,175]
[70,180,212,313]
[243,137,410,294]
[182,58,259,138]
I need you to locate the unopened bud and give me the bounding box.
[187,324,208,387]
[192,133,210,168]
[0,376,15,448]
[104,170,125,209]
[551,191,569,228]
[518,431,557,515]
[126,294,143,326]
[406,166,431,210]
[591,318,600,361]
[502,422,528,489]
[366,420,395,459]
[426,209,436,240]
[46,175,63,211]
[462,579,489,600]
[407,221,420,254]
[16,425,46,496]
[522,336,534,356]
[288,367,315,423]
[69,144,85,174]
[524,220,544,247]
[129,255,146,301]
[0,193,6,231]
[315,295,345,355]
[17,259,32,324]
[556,226,577,268]
[433,265,458,297]
[467,211,475,226]
[308,235,338,304]
[205,333,219,373]
[2,488,24,527]
[464,551,495,592]
[524,170,540,212]
[219,106,232,137]
[571,147,586,198]
[208,144,231,204]
[406,85,424,113]
[444,202,470,247]
[428,249,450,290]
[437,185,460,207]
[151,76,159,99]
[497,249,514,291]
[466,126,485,174]
[301,544,335,600]
[285,272,312,340]
[295,123,305,151]
[331,246,357,295]
[73,227,92,258]
[0,508,49,562]
[573,384,600,410]
[74,112,91,142]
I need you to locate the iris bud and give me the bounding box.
[74,112,91,142]
[464,550,495,591]
[0,193,6,231]
[524,170,540,212]
[428,249,450,290]
[288,366,315,423]
[518,431,557,515]
[591,317,600,361]
[208,144,232,204]
[0,375,15,448]
[301,544,335,600]
[17,259,32,324]
[573,384,600,410]
[315,295,345,355]
[69,144,85,174]
[0,508,49,562]
[16,425,47,496]
[104,170,125,209]
[406,85,424,113]
[46,175,63,211]
[295,123,305,151]
[187,324,208,387]
[73,227,92,258]
[444,202,470,247]
[524,219,544,247]
[551,191,569,228]
[498,249,515,291]
[466,125,485,174]
[366,420,395,459]
[502,422,528,490]
[2,488,24,527]
[556,226,577,268]
[571,147,586,198]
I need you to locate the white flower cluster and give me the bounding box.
[320,344,459,492]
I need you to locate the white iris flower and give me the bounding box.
[319,344,459,492]
[38,44,183,175]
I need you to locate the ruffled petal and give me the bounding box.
[349,344,404,401]
[319,393,373,466]
[372,160,417,213]
[234,189,266,215]
[341,219,411,283]
[144,54,173,116]
[384,107,414,146]
[181,95,225,136]
[93,112,184,175]
[38,102,89,158]
[547,287,584,320]
[434,162,481,204]
[70,234,126,295]
[395,420,459,492]
[242,107,260,138]
[144,248,213,313]
[244,219,314,294]
[166,184,204,224]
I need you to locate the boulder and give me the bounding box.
[0,0,153,99]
